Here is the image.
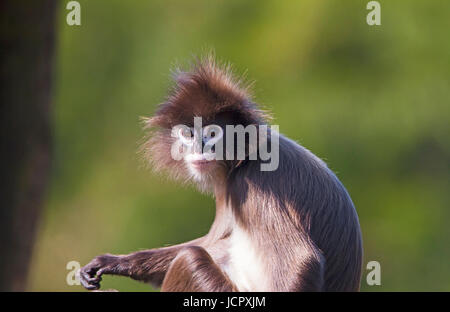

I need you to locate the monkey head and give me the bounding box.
[141,56,270,189]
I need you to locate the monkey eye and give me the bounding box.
[180,127,193,138]
[203,125,223,140]
[178,127,194,145]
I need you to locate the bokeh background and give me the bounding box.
[25,0,449,291]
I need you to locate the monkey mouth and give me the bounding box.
[190,159,215,169]
[191,159,213,165]
[185,152,217,171]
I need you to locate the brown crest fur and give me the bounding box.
[141,55,270,184]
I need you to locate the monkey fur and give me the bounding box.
[80,56,363,292]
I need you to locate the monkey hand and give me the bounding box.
[80,254,120,290]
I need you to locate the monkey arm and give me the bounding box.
[161,246,236,292]
[79,237,204,290]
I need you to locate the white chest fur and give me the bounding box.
[224,226,271,291]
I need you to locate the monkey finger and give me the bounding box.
[86,273,102,283]
[85,265,100,276]
[81,269,102,284]
[96,267,109,277]
[80,275,100,290]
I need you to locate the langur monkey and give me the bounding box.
[80,57,363,292]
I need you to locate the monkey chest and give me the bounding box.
[222,227,271,291]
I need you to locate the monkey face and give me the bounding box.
[175,122,226,181]
[142,57,271,189]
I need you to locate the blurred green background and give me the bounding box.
[27,0,449,291]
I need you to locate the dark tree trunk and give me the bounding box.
[0,0,57,291]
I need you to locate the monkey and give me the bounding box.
[80,56,363,292]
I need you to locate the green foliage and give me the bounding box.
[28,0,450,291]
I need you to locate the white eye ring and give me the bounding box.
[178,127,194,146]
[203,125,223,140]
